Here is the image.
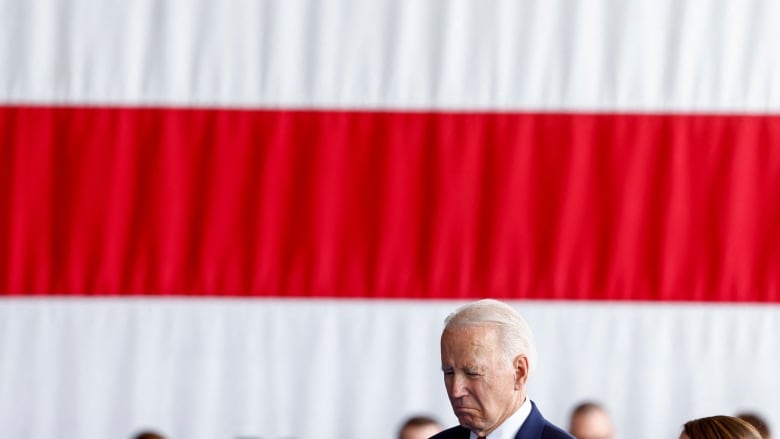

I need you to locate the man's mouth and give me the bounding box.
[453,407,475,415]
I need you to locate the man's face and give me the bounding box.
[440,325,526,435]
[569,410,615,439]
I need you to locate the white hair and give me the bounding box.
[443,299,537,373]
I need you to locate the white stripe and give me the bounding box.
[2,0,780,111]
[0,298,778,439]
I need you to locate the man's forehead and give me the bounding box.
[443,324,500,341]
[441,325,502,358]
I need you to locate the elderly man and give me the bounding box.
[431,299,573,439]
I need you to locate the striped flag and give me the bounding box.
[2,1,780,438]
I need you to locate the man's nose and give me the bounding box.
[449,374,469,398]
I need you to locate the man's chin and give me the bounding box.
[454,412,480,429]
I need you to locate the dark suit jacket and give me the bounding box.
[430,401,573,439]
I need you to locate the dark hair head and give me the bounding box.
[571,401,607,417]
[737,413,771,439]
[132,431,166,439]
[683,416,762,439]
[398,415,441,439]
[400,415,440,429]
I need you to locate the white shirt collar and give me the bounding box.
[469,397,532,439]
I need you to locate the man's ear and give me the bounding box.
[513,355,529,389]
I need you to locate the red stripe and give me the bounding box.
[2,106,779,301]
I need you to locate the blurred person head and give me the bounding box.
[737,412,772,439]
[568,401,614,439]
[131,431,166,439]
[398,415,443,439]
[435,299,570,439]
[680,416,761,439]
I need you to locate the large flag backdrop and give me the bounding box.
[2,0,780,438]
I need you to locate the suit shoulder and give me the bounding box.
[430,425,470,439]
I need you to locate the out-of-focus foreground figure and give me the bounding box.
[680,416,761,439]
[737,412,772,439]
[568,401,615,439]
[131,430,166,439]
[398,415,443,439]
